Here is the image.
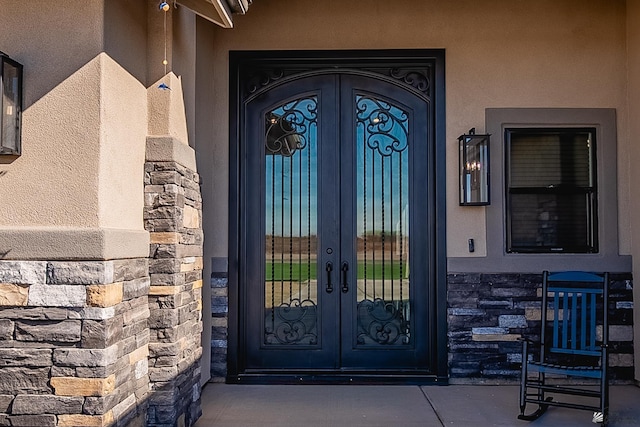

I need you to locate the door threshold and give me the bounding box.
[228,371,449,385]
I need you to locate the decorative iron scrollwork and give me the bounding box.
[265,298,318,345]
[245,68,285,95]
[243,65,433,99]
[266,97,317,156]
[389,68,430,96]
[356,96,409,156]
[357,298,410,345]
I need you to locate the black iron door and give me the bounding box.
[238,60,441,377]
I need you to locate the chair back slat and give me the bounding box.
[562,292,569,349]
[571,292,578,350]
[580,293,587,350]
[591,293,597,348]
[552,293,560,349]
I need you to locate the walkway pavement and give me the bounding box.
[195,383,640,426]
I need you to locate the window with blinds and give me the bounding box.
[506,128,598,253]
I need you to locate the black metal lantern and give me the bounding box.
[0,51,23,155]
[459,128,490,205]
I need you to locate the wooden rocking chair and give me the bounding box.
[519,271,609,425]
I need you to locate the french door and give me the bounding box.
[233,53,445,379]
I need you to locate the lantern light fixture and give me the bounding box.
[0,51,22,156]
[459,128,490,205]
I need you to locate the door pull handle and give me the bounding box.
[341,262,349,293]
[325,262,334,293]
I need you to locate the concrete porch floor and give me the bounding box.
[195,383,640,426]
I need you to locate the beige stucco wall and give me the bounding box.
[0,0,150,259]
[626,0,640,381]
[97,55,148,231]
[0,1,103,228]
[173,8,198,149]
[204,0,630,262]
[194,15,218,385]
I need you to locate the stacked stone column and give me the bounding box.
[144,137,203,427]
[0,259,150,426]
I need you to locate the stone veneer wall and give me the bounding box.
[0,259,150,426]
[144,147,203,426]
[448,273,634,382]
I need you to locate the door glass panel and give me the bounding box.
[355,94,411,346]
[264,96,319,346]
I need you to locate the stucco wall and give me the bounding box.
[205,0,630,262]
[173,8,198,149]
[97,55,148,231]
[0,1,103,229]
[627,0,640,382]
[194,15,218,385]
[104,0,148,84]
[0,0,150,260]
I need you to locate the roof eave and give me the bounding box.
[176,0,235,28]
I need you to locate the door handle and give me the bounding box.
[341,262,349,293]
[325,262,334,293]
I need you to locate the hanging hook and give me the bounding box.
[158,1,171,89]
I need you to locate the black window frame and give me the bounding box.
[505,127,598,254]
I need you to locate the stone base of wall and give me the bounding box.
[0,259,150,427]
[448,273,634,383]
[210,274,228,382]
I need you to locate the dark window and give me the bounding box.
[506,128,598,253]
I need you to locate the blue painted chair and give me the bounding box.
[519,271,609,425]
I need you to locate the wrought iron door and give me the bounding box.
[239,63,439,376]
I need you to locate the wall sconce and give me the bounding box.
[459,128,490,205]
[0,51,23,156]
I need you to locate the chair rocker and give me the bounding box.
[519,271,609,425]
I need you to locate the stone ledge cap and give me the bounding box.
[0,227,149,261]
[146,136,197,170]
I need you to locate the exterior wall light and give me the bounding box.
[459,128,490,205]
[0,51,23,156]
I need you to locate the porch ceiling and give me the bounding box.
[176,0,252,28]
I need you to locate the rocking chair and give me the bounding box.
[519,271,609,425]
